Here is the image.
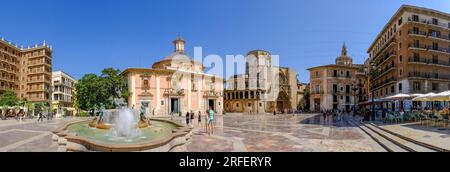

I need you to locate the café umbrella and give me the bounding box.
[412,93,438,102]
[411,93,424,98]
[429,91,450,101]
[385,93,412,100]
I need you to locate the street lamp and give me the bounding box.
[370,62,376,121]
[351,82,358,116]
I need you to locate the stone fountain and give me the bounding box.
[52,101,193,152]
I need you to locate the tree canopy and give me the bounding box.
[75,68,129,113]
[0,90,18,107]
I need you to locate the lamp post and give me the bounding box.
[370,62,376,121]
[351,82,358,116]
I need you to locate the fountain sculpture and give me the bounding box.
[52,100,193,152]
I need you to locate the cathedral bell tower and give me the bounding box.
[336,42,353,65]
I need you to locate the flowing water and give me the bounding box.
[67,108,177,144]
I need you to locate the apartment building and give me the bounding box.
[0,37,52,103]
[296,82,310,110]
[52,71,77,117]
[308,44,366,112]
[367,5,450,102]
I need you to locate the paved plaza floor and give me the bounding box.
[2,113,448,152]
[0,117,85,152]
[379,123,450,150]
[183,113,385,152]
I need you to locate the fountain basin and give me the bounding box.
[52,118,192,152]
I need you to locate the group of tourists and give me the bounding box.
[184,107,215,135]
[0,104,53,122]
[321,109,351,124]
[0,109,26,121]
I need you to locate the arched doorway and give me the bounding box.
[276,91,290,113]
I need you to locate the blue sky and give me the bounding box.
[1,0,449,82]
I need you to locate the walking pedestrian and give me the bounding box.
[185,111,190,126]
[205,112,209,135]
[190,111,194,125]
[197,111,202,127]
[47,110,51,121]
[37,112,43,122]
[208,107,215,135]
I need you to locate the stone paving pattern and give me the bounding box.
[380,123,450,150]
[3,113,448,152]
[0,118,84,152]
[185,114,385,152]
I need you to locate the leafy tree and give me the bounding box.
[17,98,28,108]
[34,102,45,115]
[0,90,18,107]
[75,74,108,115]
[101,68,129,108]
[75,68,129,114]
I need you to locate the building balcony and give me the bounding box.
[312,91,324,95]
[0,68,19,74]
[428,47,450,55]
[331,74,353,78]
[0,85,18,91]
[27,88,47,92]
[28,98,50,102]
[428,34,450,43]
[408,57,450,68]
[408,43,450,55]
[408,17,450,30]
[28,61,51,67]
[371,77,397,90]
[408,72,450,81]
[408,30,428,37]
[27,78,51,84]
[372,64,396,80]
[28,69,52,75]
[372,38,397,61]
[408,43,428,50]
[0,76,19,83]
[375,51,396,67]
[28,54,51,60]
[0,58,20,66]
[53,91,66,94]
[332,91,353,96]
[0,49,21,59]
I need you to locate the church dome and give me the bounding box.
[152,36,203,71]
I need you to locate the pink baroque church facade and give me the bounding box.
[121,36,224,117]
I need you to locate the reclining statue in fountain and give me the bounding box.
[138,103,150,128]
[89,106,107,129]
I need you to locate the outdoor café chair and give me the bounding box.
[443,115,449,129]
[419,113,428,126]
[429,113,439,127]
[386,114,395,124]
[395,113,404,123]
[413,112,421,122]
